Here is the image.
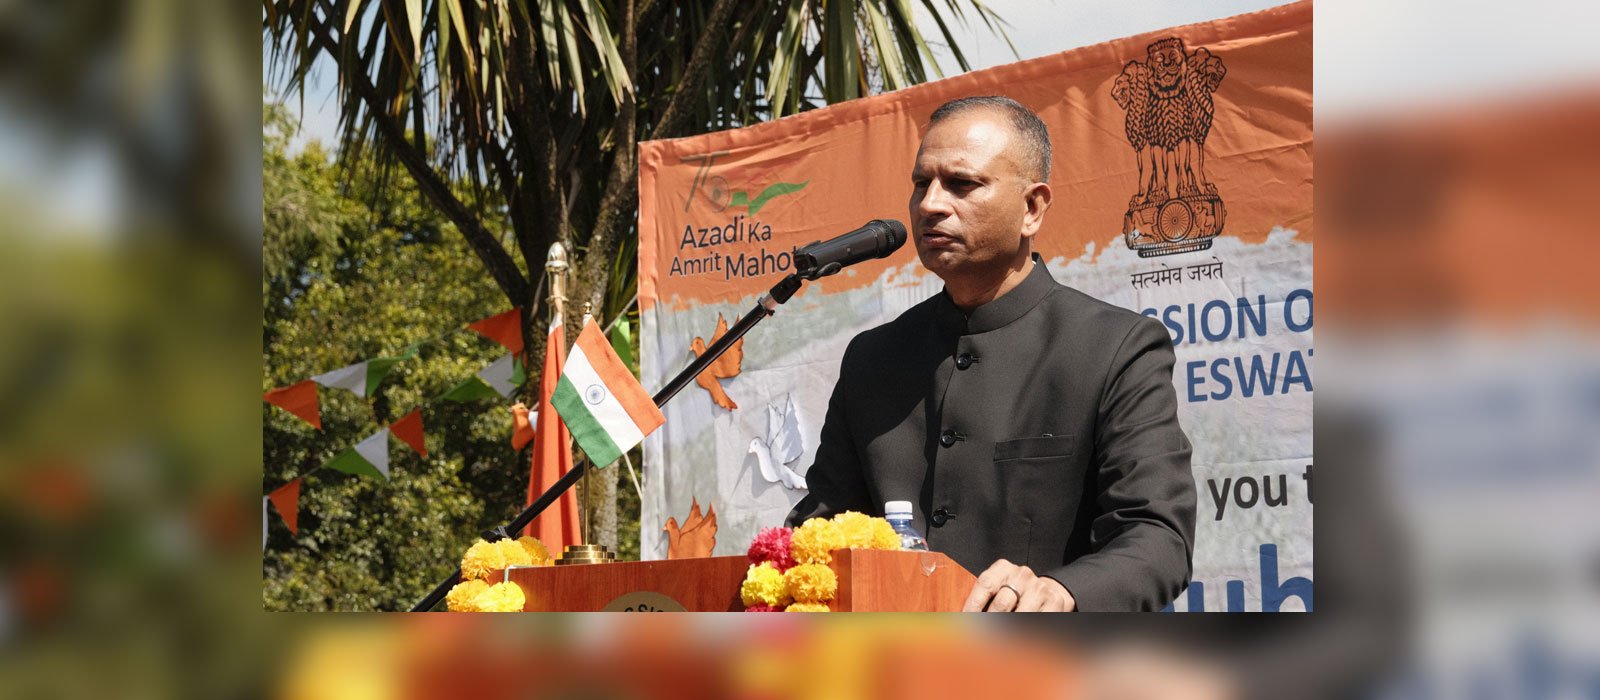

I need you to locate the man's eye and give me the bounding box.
[948,178,977,190]
[912,179,929,188]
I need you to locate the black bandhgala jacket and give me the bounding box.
[786,255,1196,611]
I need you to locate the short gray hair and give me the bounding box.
[928,96,1051,182]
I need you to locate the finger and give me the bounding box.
[1014,581,1048,612]
[962,562,1009,612]
[988,567,1035,612]
[987,583,1025,612]
[962,560,1015,612]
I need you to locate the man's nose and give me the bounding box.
[916,181,953,219]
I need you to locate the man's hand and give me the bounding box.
[962,559,1077,612]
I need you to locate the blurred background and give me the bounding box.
[0,0,1597,697]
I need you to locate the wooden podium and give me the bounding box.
[498,549,977,612]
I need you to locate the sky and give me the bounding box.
[275,0,1600,150]
[274,0,1295,151]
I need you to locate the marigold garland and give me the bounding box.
[448,535,551,611]
[460,536,551,581]
[474,581,527,612]
[869,518,901,551]
[740,561,792,608]
[460,539,508,580]
[445,579,490,612]
[785,602,830,613]
[784,563,838,603]
[831,511,879,549]
[740,513,906,613]
[517,536,553,566]
[496,538,535,567]
[790,517,846,565]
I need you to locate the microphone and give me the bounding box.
[792,219,908,280]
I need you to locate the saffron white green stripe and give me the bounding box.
[551,342,643,468]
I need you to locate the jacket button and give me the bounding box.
[955,353,975,370]
[939,430,957,448]
[930,508,950,527]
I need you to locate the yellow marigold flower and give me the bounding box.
[790,517,844,565]
[517,536,552,566]
[473,581,527,612]
[740,562,792,607]
[495,537,534,568]
[868,517,901,551]
[831,511,877,549]
[460,539,508,581]
[785,602,831,613]
[445,579,490,612]
[784,563,838,603]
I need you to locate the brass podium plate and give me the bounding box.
[601,591,686,612]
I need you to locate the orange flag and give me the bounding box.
[510,403,535,450]
[524,317,580,549]
[390,409,426,457]
[264,380,321,429]
[267,478,302,535]
[468,308,524,355]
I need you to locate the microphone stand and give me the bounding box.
[410,273,806,611]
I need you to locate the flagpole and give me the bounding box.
[410,273,808,611]
[578,303,594,548]
[547,244,575,545]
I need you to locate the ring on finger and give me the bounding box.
[996,584,1021,609]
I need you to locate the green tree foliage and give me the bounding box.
[264,104,538,610]
[263,0,1007,574]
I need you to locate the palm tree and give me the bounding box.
[263,0,1010,549]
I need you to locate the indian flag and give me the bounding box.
[551,317,665,468]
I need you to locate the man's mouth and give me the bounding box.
[920,230,958,248]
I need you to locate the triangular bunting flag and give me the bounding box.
[468,308,524,354]
[477,354,519,397]
[312,362,369,397]
[325,428,391,480]
[264,380,321,429]
[441,376,502,402]
[441,356,523,402]
[355,428,391,478]
[267,478,302,535]
[312,345,418,398]
[363,345,417,395]
[511,402,535,450]
[390,409,426,457]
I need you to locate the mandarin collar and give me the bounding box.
[934,253,1058,335]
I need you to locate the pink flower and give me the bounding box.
[746,527,796,571]
[742,604,782,612]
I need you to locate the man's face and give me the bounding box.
[909,110,1035,283]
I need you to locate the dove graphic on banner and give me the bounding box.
[745,393,806,490]
[689,314,743,410]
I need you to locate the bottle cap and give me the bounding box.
[884,500,913,516]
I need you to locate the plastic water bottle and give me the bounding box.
[884,500,928,551]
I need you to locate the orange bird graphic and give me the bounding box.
[663,499,717,559]
[690,313,744,410]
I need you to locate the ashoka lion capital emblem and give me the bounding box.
[1112,37,1227,257]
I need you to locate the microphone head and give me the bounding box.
[872,219,908,257]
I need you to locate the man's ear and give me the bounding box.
[1020,181,1053,239]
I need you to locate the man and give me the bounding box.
[785,96,1196,612]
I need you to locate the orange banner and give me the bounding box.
[639,3,1310,312]
[638,2,1312,612]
